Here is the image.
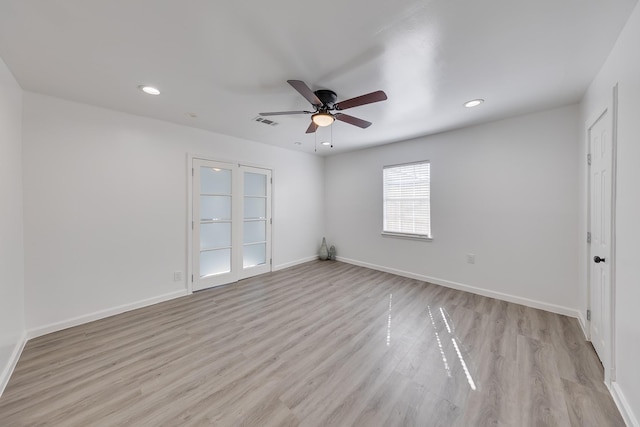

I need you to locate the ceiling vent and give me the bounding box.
[253,116,278,126]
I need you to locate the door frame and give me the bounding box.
[186,154,274,294]
[585,84,618,385]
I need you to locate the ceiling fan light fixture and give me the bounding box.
[312,112,334,127]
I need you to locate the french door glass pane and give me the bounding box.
[200,222,231,250]
[244,197,266,219]
[201,167,231,194]
[243,243,266,268]
[243,220,266,244]
[200,195,231,220]
[200,249,231,278]
[244,172,266,196]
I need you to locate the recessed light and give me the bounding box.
[464,99,484,108]
[294,141,302,145]
[139,85,160,95]
[321,141,331,146]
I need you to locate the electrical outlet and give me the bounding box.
[466,254,476,264]
[173,271,183,282]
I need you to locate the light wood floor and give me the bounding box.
[0,261,625,426]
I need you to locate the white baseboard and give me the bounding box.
[0,332,27,398]
[612,381,639,427]
[336,257,581,319]
[273,256,318,272]
[27,289,189,340]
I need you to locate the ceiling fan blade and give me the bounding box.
[288,80,322,106]
[335,113,372,129]
[259,110,310,116]
[306,121,319,133]
[335,90,387,110]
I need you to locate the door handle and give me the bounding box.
[593,256,606,263]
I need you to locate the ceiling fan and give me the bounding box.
[259,80,387,134]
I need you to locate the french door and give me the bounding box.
[192,159,272,291]
[240,166,272,279]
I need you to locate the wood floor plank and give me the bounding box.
[0,260,625,426]
[561,378,626,427]
[455,347,519,426]
[516,335,572,426]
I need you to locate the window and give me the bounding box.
[383,161,431,239]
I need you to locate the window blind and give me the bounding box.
[383,161,431,238]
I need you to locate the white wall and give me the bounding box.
[581,3,640,425]
[0,57,25,393]
[325,105,580,314]
[22,92,324,333]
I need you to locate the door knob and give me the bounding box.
[593,256,606,263]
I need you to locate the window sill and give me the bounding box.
[381,232,433,241]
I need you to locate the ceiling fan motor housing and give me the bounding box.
[314,89,338,108]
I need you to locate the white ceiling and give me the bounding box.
[0,0,636,155]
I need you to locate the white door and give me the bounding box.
[193,159,238,290]
[240,166,272,279]
[192,160,272,291]
[589,109,612,364]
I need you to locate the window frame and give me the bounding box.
[381,160,432,241]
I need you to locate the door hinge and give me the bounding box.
[270,177,273,184]
[587,309,591,321]
[192,168,194,176]
[192,221,194,230]
[587,154,592,166]
[587,232,591,244]
[191,274,194,282]
[270,218,272,225]
[270,258,272,265]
